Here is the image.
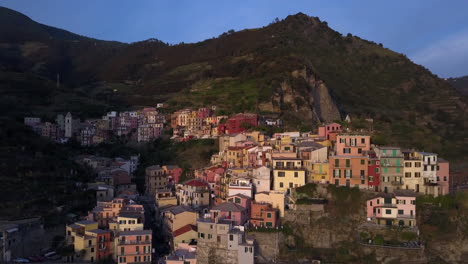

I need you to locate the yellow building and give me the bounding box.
[109,214,144,232]
[162,206,198,233]
[272,158,306,191]
[155,189,178,207]
[173,224,198,247]
[303,162,329,184]
[255,191,286,217]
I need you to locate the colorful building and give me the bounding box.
[272,158,306,191]
[366,190,416,227]
[116,230,152,264]
[374,146,404,193]
[250,202,279,228]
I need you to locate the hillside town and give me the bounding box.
[7,105,459,264]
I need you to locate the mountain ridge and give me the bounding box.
[0,7,466,161]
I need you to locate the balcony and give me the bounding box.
[274,166,304,170]
[376,203,397,208]
[118,240,151,245]
[397,214,416,219]
[391,181,403,186]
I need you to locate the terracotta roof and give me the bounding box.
[211,202,246,212]
[184,179,209,187]
[173,224,197,237]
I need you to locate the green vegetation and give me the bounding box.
[0,119,96,223]
[327,185,362,216]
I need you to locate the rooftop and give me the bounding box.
[211,202,246,212]
[173,224,197,237]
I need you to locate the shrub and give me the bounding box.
[401,231,417,241]
[373,234,384,245]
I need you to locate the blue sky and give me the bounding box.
[2,0,468,77]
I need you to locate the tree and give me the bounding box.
[227,29,235,34]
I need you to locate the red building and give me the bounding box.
[367,151,381,191]
[225,113,257,134]
[89,229,112,261]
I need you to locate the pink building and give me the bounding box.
[210,202,248,226]
[163,165,183,183]
[335,134,371,156]
[366,190,416,227]
[437,158,450,195]
[318,123,341,140]
[197,107,211,119]
[117,230,152,264]
[226,194,252,215]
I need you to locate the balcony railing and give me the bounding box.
[397,214,416,219]
[118,240,151,245]
[391,181,403,186]
[376,203,397,208]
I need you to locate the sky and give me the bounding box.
[1,0,468,78]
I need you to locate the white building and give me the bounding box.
[252,166,271,193]
[228,178,253,198]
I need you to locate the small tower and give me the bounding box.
[65,112,73,138]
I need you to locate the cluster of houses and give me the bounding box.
[170,107,263,141]
[24,107,279,145]
[144,122,451,263]
[24,107,166,146]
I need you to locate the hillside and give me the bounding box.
[0,7,467,162]
[447,75,468,96]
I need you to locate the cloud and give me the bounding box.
[410,30,468,78]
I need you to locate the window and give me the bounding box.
[344,148,351,154]
[385,209,391,214]
[346,159,350,167]
[361,159,365,165]
[358,148,362,154]
[266,222,273,227]
[410,200,415,205]
[415,162,421,167]
[335,159,339,167]
[444,176,447,181]
[370,201,373,206]
[405,162,412,167]
[384,168,388,173]
[361,138,365,144]
[235,197,241,203]
[360,170,365,177]
[229,234,233,241]
[200,233,205,239]
[88,240,92,246]
[375,168,380,173]
[340,138,345,143]
[245,247,248,253]
[289,182,293,188]
[267,212,272,218]
[208,234,212,239]
[294,172,298,178]
[135,246,139,253]
[396,167,401,173]
[91,247,94,253]
[278,171,285,177]
[279,182,284,188]
[334,169,340,177]
[415,172,421,178]
[121,247,125,254]
[217,236,221,242]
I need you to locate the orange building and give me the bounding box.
[335,134,371,156]
[250,201,279,228]
[329,156,369,188]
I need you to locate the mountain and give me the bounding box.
[447,75,468,96]
[0,7,466,161]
